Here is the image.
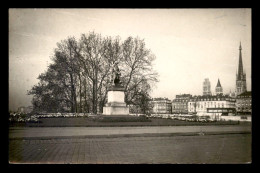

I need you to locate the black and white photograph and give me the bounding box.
[8,8,251,164]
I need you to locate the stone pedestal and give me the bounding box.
[103,85,129,116]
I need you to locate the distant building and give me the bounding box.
[172,94,192,114]
[187,96,197,115]
[236,91,251,115]
[151,97,172,114]
[215,78,223,95]
[203,78,212,96]
[229,90,236,98]
[188,95,236,120]
[17,106,33,114]
[236,42,247,96]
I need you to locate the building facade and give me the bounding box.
[203,78,212,96]
[151,98,172,114]
[215,79,223,95]
[188,95,236,120]
[187,96,197,115]
[236,91,251,115]
[172,94,192,114]
[236,42,247,96]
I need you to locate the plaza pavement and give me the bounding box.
[9,125,251,164]
[9,134,251,164]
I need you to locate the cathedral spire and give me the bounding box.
[238,42,243,80]
[216,78,221,87]
[215,78,223,95]
[235,42,247,96]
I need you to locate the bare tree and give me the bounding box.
[29,32,158,114]
[120,37,159,107]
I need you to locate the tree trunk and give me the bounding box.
[84,79,87,113]
[74,86,77,113]
[79,72,82,113]
[69,73,77,113]
[92,69,98,114]
[92,80,96,114]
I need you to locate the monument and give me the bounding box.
[103,63,130,116]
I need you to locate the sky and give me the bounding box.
[9,8,251,111]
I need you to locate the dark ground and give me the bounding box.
[8,117,251,164]
[9,133,251,164]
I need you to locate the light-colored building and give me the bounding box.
[187,96,197,115]
[188,95,236,120]
[172,94,192,114]
[203,78,212,96]
[236,91,251,115]
[151,98,172,114]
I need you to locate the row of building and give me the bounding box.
[150,42,251,119]
[151,91,251,115]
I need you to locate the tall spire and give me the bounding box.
[238,42,243,80]
[215,78,223,95]
[216,78,222,87]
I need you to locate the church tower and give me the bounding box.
[203,78,212,96]
[236,42,247,96]
[215,78,223,95]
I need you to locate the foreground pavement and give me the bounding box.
[8,125,251,164]
[9,134,251,164]
[9,125,251,139]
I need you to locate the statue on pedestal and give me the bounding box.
[103,61,129,116]
[112,62,122,86]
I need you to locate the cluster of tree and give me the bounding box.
[28,32,159,114]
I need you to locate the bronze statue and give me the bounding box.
[112,62,121,86]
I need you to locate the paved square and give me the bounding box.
[9,134,251,164]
